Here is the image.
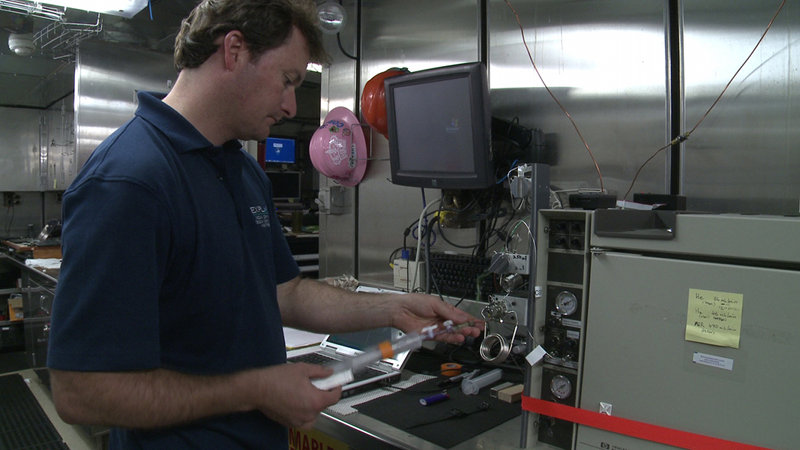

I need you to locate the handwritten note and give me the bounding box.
[685,289,743,348]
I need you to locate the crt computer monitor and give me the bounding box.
[384,62,494,190]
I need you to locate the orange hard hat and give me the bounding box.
[360,67,408,139]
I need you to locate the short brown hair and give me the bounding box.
[174,0,327,71]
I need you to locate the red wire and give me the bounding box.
[624,0,786,200]
[504,0,787,201]
[503,0,605,194]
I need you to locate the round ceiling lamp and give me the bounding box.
[8,33,36,56]
[317,1,347,34]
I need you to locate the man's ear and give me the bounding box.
[222,30,248,71]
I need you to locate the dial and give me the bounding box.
[549,374,573,400]
[555,291,578,316]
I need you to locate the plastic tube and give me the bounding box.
[461,368,503,395]
[311,332,427,390]
[311,321,460,390]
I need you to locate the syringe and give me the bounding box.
[311,320,465,390]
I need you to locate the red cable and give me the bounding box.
[522,396,772,450]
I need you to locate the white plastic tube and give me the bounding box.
[461,368,503,395]
[311,332,427,390]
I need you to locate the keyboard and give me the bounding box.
[428,252,493,299]
[290,352,338,365]
[352,366,388,382]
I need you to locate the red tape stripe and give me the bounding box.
[522,396,770,450]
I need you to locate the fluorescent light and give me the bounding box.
[41,0,148,18]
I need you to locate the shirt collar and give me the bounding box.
[135,91,242,154]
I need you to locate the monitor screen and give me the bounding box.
[266,171,301,201]
[264,137,296,164]
[384,62,494,189]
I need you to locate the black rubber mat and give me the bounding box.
[0,373,68,450]
[355,377,521,448]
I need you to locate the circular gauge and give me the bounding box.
[550,374,573,400]
[555,291,578,316]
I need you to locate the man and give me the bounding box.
[46,0,482,448]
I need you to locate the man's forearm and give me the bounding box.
[50,368,256,428]
[278,277,397,333]
[278,277,481,345]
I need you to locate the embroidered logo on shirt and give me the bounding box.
[249,205,271,228]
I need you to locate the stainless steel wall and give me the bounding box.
[0,107,42,191]
[44,96,75,191]
[317,0,483,283]
[319,0,670,284]
[0,42,173,237]
[0,95,77,192]
[489,0,669,199]
[682,0,800,214]
[0,77,72,235]
[75,40,175,173]
[356,0,483,286]
[0,50,73,110]
[317,0,359,279]
[320,0,800,279]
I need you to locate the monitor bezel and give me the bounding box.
[384,62,494,190]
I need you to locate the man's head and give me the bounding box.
[174,0,327,72]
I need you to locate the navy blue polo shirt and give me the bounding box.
[48,91,300,448]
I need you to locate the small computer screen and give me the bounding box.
[264,137,296,164]
[392,76,476,174]
[266,171,302,201]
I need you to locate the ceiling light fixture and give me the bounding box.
[5,14,35,56]
[37,0,148,19]
[316,1,346,35]
[8,32,35,56]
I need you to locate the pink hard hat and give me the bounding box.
[310,107,368,187]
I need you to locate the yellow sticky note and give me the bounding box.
[685,289,743,349]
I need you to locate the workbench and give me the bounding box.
[314,388,524,449]
[0,246,528,449]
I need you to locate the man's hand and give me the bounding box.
[249,363,342,429]
[390,293,483,343]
